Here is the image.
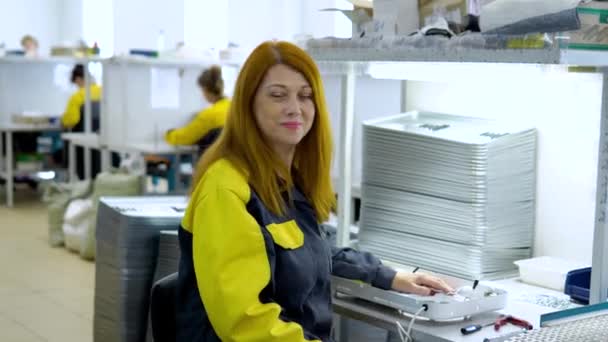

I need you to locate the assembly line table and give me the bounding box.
[105,142,198,193]
[0,123,61,207]
[61,132,102,182]
[333,278,567,342]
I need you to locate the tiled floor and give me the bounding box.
[0,188,94,342]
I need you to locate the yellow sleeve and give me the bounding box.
[165,107,220,146]
[61,92,82,128]
[191,183,319,342]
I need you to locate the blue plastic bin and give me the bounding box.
[565,267,591,304]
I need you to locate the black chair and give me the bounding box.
[74,101,101,133]
[150,272,178,342]
[196,127,222,157]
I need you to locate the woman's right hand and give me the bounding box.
[391,271,455,296]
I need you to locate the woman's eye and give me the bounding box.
[299,93,313,99]
[270,92,285,98]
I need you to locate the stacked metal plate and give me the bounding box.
[94,196,187,342]
[146,230,181,342]
[153,230,180,283]
[359,111,537,280]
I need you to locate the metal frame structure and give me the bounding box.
[0,56,98,206]
[312,49,608,309]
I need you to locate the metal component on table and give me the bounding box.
[462,314,533,336]
[461,321,494,335]
[494,315,533,332]
[503,302,608,342]
[332,276,507,321]
[483,330,528,342]
[506,314,608,341]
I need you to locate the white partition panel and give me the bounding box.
[0,58,76,124]
[101,58,238,149]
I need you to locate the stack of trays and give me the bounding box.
[94,196,186,342]
[153,230,181,283]
[147,230,181,342]
[359,111,537,280]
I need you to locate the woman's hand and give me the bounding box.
[391,271,454,296]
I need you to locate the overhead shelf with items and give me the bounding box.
[310,43,608,310]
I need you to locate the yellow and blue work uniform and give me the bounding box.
[165,98,230,149]
[61,84,102,129]
[175,159,397,342]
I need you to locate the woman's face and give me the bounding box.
[253,64,315,152]
[23,39,37,52]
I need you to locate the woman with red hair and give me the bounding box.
[175,40,452,342]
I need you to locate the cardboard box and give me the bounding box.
[419,0,467,26]
[568,1,608,50]
[374,0,420,36]
[324,0,470,38]
[320,6,374,38]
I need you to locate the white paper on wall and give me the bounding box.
[150,68,180,109]
[469,0,482,16]
[53,64,75,93]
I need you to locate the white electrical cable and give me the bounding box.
[396,321,409,341]
[395,306,427,342]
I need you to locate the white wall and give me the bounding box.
[184,0,229,51]
[0,0,61,54]
[323,75,402,186]
[404,68,602,265]
[113,0,185,54]
[0,0,354,56]
[302,0,354,39]
[227,0,352,53]
[82,0,114,56]
[227,0,289,52]
[110,0,350,55]
[57,0,83,45]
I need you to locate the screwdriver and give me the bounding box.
[461,322,494,335]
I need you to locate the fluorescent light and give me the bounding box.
[366,61,569,83]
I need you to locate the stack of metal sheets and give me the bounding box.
[146,230,181,342]
[359,111,537,280]
[153,230,181,283]
[94,196,187,342]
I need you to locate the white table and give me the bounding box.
[61,132,103,182]
[333,278,570,342]
[108,141,198,155]
[0,123,61,207]
[105,142,198,193]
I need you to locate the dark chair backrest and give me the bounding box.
[74,101,101,133]
[150,272,178,342]
[196,127,222,156]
